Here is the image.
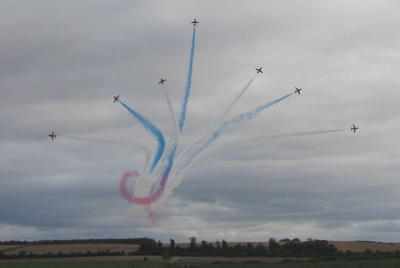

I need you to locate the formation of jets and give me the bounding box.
[191,18,199,26]
[294,87,302,95]
[49,19,360,142]
[48,131,56,140]
[351,124,359,133]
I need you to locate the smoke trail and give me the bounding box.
[180,92,294,170]
[129,26,197,209]
[144,87,180,204]
[178,27,196,132]
[163,88,180,141]
[120,153,174,207]
[215,74,257,122]
[121,148,177,206]
[217,92,293,134]
[180,129,347,176]
[161,88,180,164]
[129,26,198,209]
[175,75,257,169]
[62,136,151,174]
[119,101,165,173]
[120,170,163,204]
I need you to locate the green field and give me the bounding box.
[2,258,400,268]
[165,259,400,268]
[0,260,160,268]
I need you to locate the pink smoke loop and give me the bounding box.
[119,170,163,205]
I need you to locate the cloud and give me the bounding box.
[1,0,400,243]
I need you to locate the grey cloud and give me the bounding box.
[1,0,400,243]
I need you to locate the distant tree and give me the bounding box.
[306,239,337,256]
[254,243,267,256]
[175,245,183,255]
[207,242,215,256]
[46,251,54,258]
[157,240,163,254]
[268,238,281,256]
[221,239,228,252]
[268,238,279,250]
[138,239,157,254]
[246,243,255,256]
[200,240,213,256]
[232,244,245,256]
[282,240,304,256]
[169,239,175,251]
[17,250,26,258]
[215,240,223,256]
[189,237,197,248]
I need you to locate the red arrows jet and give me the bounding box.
[191,18,199,26]
[48,131,56,140]
[158,78,166,84]
[113,95,120,103]
[255,67,263,74]
[294,87,302,95]
[351,124,359,133]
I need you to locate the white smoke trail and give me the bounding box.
[160,88,180,165]
[174,75,257,171]
[178,93,293,172]
[211,74,257,127]
[163,88,180,141]
[178,129,347,176]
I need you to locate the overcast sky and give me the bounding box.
[1,0,400,244]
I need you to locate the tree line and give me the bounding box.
[0,249,125,260]
[1,237,400,260]
[137,237,400,260]
[137,237,340,257]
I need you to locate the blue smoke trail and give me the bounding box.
[119,101,165,173]
[121,26,197,202]
[180,92,294,170]
[160,146,177,187]
[216,92,293,133]
[178,27,196,132]
[156,26,196,192]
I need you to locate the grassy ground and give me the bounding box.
[0,259,161,268]
[165,258,400,268]
[1,258,400,268]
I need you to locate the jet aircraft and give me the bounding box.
[191,18,199,26]
[294,87,302,95]
[113,95,120,103]
[351,124,359,133]
[158,78,166,84]
[255,67,263,74]
[48,131,56,140]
